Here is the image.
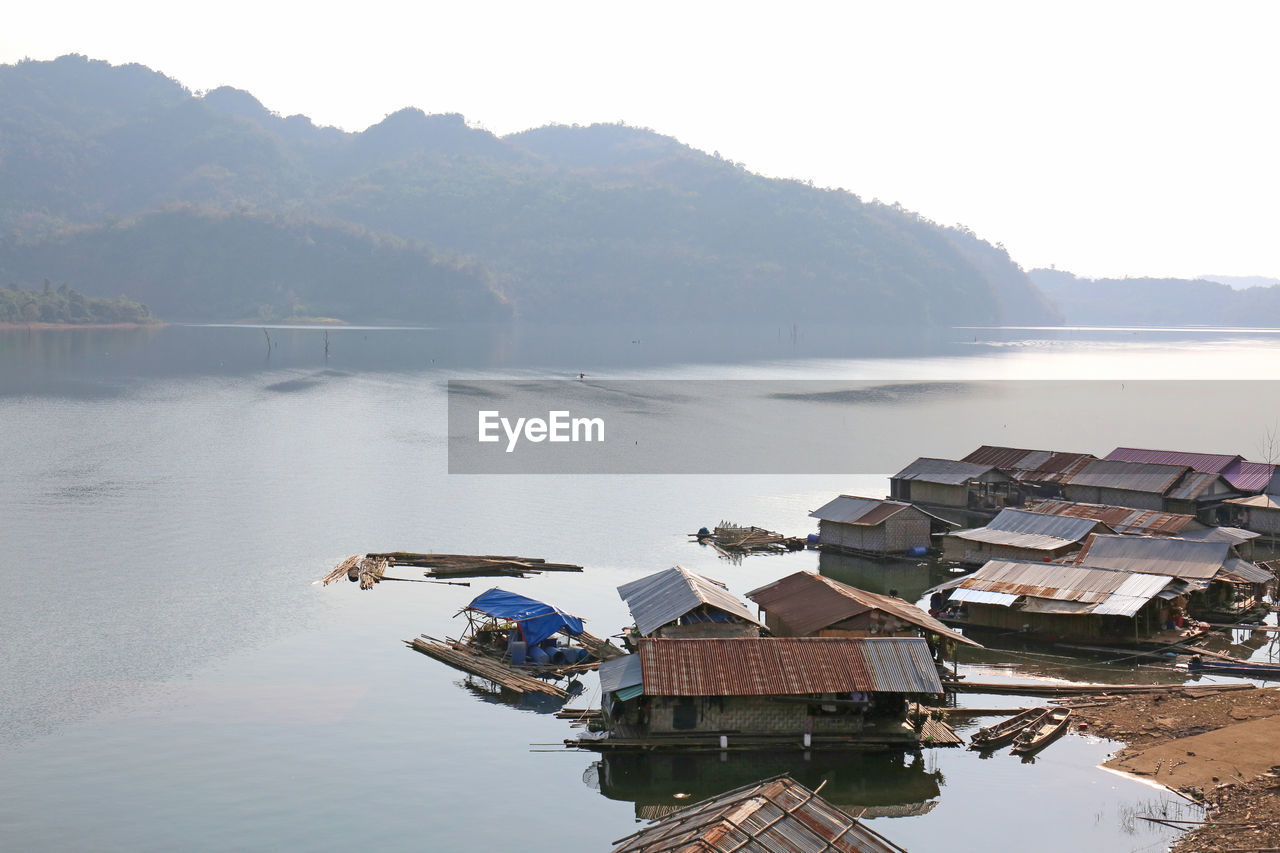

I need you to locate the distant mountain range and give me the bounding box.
[0,54,1066,326]
[1030,269,1280,327]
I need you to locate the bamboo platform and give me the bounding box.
[322,552,584,588]
[692,522,805,557]
[577,631,627,661]
[405,636,569,698]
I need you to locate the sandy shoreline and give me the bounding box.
[1070,686,1280,851]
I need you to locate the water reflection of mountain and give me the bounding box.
[458,676,581,714]
[816,550,947,603]
[590,750,942,820]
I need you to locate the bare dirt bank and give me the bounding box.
[1071,686,1280,852]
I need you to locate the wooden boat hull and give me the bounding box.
[1010,708,1071,755]
[969,707,1045,749]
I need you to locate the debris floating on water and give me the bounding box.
[320,552,585,588]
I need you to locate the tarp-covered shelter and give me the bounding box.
[463,587,584,647]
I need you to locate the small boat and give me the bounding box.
[1010,707,1071,755]
[969,707,1046,749]
[1187,656,1280,679]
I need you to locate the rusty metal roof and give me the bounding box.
[891,457,1006,485]
[1026,500,1199,536]
[610,774,909,853]
[809,495,911,525]
[954,559,1178,617]
[745,572,981,647]
[618,566,764,637]
[961,446,1095,484]
[1105,447,1242,474]
[1223,460,1277,493]
[1064,459,1189,493]
[637,637,944,697]
[1073,534,1230,580]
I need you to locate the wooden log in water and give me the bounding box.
[406,636,568,698]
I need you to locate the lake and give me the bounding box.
[3,321,1277,852]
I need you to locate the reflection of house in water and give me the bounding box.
[608,774,910,853]
[591,750,942,822]
[941,508,1111,566]
[817,549,937,602]
[617,566,764,644]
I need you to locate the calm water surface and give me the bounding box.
[4,322,1278,852]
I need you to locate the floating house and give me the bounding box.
[1070,534,1273,618]
[1060,459,1190,512]
[594,637,948,748]
[1225,493,1280,543]
[608,774,909,853]
[808,495,954,556]
[888,457,1019,524]
[1024,499,1207,537]
[938,559,1189,644]
[940,507,1111,566]
[617,566,764,642]
[744,571,981,654]
[962,445,1095,497]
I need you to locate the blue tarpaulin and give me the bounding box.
[465,588,585,647]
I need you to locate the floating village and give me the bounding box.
[323,443,1280,852]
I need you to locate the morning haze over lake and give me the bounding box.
[4,8,1280,850]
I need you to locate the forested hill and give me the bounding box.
[0,54,1061,326]
[1030,269,1280,327]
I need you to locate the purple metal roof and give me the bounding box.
[1105,447,1241,474]
[1223,460,1277,493]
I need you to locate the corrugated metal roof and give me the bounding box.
[961,446,1095,484]
[1105,447,1241,474]
[1026,500,1198,536]
[948,587,1021,606]
[1220,558,1275,585]
[1177,526,1261,546]
[891,457,1004,485]
[1166,471,1232,501]
[1064,459,1189,493]
[610,774,908,853]
[950,528,1082,551]
[1224,460,1277,493]
[808,495,911,525]
[1074,534,1229,580]
[1226,494,1280,510]
[984,508,1103,538]
[598,654,643,695]
[962,445,1041,468]
[954,559,1177,616]
[637,637,944,697]
[618,566,764,637]
[745,572,981,647]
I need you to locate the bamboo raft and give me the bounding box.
[406,636,569,698]
[692,522,806,557]
[321,552,585,588]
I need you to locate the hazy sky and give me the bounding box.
[4,1,1278,280]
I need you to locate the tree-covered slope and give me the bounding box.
[0,54,1061,326]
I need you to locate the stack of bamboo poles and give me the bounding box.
[405,636,568,698]
[693,522,802,557]
[321,552,584,588]
[577,631,627,661]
